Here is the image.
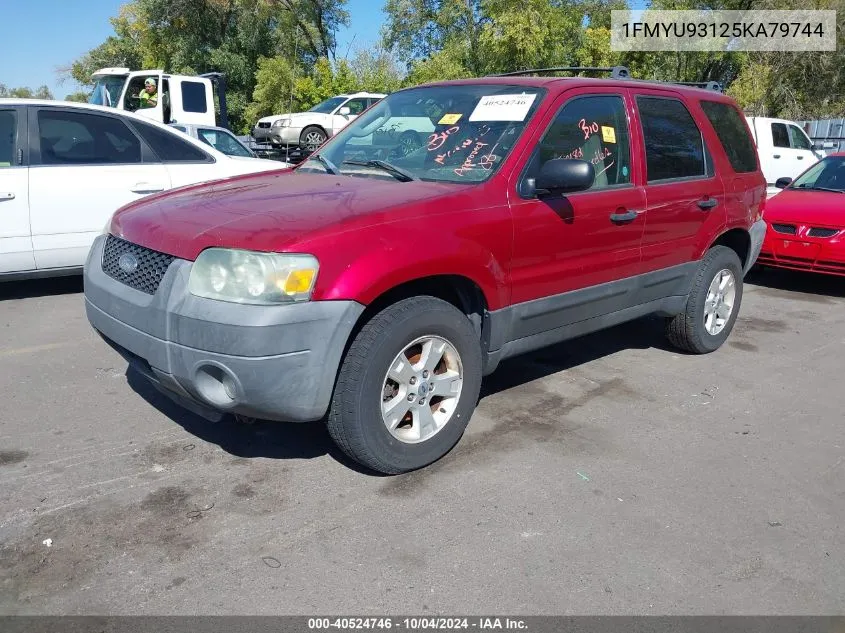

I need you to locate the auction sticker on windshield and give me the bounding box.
[469,94,537,122]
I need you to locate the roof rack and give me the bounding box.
[491,67,724,92]
[492,66,631,79]
[670,81,723,92]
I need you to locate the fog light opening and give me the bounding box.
[194,364,240,408]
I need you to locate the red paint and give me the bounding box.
[109,76,764,310]
[758,187,845,276]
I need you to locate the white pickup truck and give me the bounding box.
[745,116,825,193]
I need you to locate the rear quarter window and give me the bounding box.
[700,101,758,173]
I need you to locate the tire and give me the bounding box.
[666,246,744,354]
[326,296,483,474]
[300,126,327,153]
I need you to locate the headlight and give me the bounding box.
[272,118,291,128]
[188,249,319,305]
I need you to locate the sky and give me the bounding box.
[0,0,386,99]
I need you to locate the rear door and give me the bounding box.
[128,119,223,187]
[509,87,646,309]
[0,105,34,273]
[28,107,170,269]
[634,90,726,272]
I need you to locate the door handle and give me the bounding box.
[697,197,718,210]
[773,154,781,159]
[797,155,805,160]
[130,183,165,194]
[609,209,638,223]
[0,192,15,201]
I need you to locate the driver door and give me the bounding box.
[508,88,646,315]
[331,98,368,136]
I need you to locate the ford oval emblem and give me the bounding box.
[118,253,139,274]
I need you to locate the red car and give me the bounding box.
[758,153,845,276]
[84,70,766,473]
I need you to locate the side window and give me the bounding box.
[0,110,17,168]
[181,81,208,114]
[637,96,706,182]
[700,101,758,173]
[522,95,631,195]
[37,110,142,165]
[788,125,812,150]
[771,123,790,148]
[368,98,383,108]
[343,98,368,115]
[130,120,212,163]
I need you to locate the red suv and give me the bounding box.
[84,70,767,474]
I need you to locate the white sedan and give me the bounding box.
[0,99,289,279]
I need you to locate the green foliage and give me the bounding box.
[61,0,845,132]
[64,92,91,103]
[0,84,54,99]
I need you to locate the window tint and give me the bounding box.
[181,81,208,113]
[700,101,757,173]
[37,109,142,165]
[0,110,16,168]
[198,128,252,157]
[343,98,368,115]
[771,123,790,148]
[637,97,706,182]
[131,120,211,162]
[367,98,383,108]
[788,125,812,150]
[522,95,631,194]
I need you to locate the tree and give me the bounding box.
[0,84,53,99]
[64,0,350,132]
[64,91,91,103]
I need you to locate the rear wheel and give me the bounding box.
[666,246,744,354]
[326,296,482,474]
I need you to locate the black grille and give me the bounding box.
[258,122,271,128]
[102,235,175,295]
[771,223,797,235]
[808,227,839,238]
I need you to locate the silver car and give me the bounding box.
[169,123,257,158]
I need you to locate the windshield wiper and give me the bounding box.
[795,184,845,193]
[342,159,418,182]
[311,153,340,175]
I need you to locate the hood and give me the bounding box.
[258,114,287,124]
[764,189,845,227]
[110,171,473,261]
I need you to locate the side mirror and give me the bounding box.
[775,177,792,189]
[533,159,595,198]
[338,106,351,116]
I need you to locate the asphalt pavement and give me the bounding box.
[1,269,843,615]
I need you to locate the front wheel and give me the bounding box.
[300,126,327,153]
[326,296,482,474]
[666,245,744,354]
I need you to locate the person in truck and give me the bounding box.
[139,77,158,109]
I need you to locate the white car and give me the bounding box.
[0,99,289,279]
[253,92,385,152]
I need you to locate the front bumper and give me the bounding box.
[757,222,845,276]
[745,219,767,275]
[269,126,303,146]
[252,126,273,142]
[84,235,364,422]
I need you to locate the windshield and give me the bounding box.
[88,76,126,107]
[197,128,253,157]
[790,156,845,192]
[308,96,348,114]
[298,84,545,184]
